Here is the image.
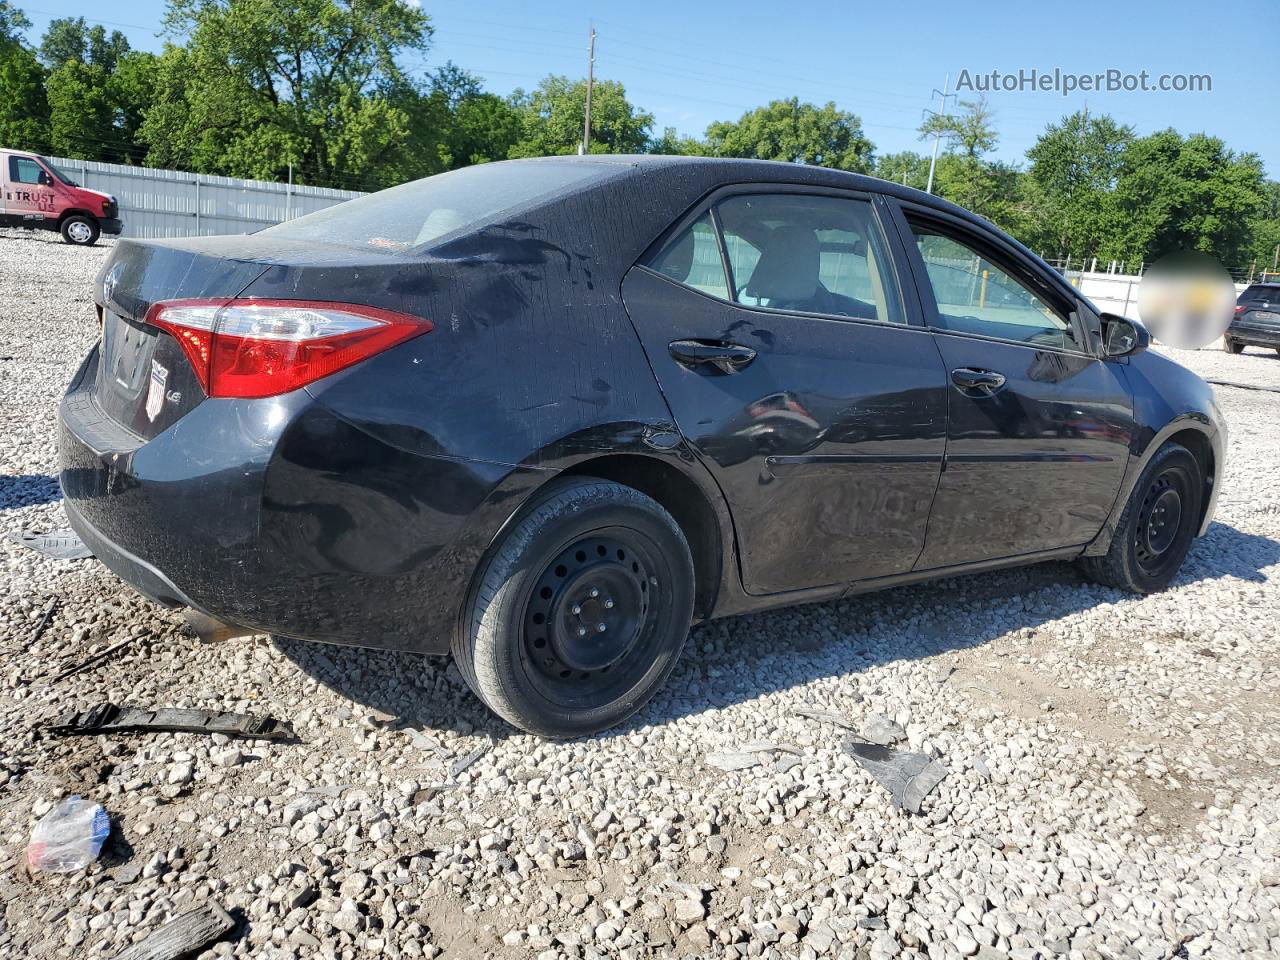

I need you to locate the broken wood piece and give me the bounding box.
[112,902,235,960]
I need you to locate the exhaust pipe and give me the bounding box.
[184,610,255,644]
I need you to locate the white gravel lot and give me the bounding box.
[1,230,1278,960]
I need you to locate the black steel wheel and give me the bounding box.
[455,477,695,737]
[1080,442,1203,593]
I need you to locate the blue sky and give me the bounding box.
[19,0,1278,176]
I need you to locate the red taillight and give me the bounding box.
[1235,305,1246,314]
[145,299,431,398]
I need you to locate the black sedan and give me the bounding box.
[60,157,1225,737]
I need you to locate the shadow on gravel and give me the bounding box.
[0,473,61,511]
[276,521,1280,740]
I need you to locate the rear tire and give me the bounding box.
[1080,442,1203,594]
[454,477,695,738]
[60,215,99,246]
[1222,337,1244,354]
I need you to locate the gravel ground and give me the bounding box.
[1,230,1279,960]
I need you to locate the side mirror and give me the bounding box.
[1101,312,1149,358]
[37,171,52,186]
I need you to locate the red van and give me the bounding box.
[1,149,121,246]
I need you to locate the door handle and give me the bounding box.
[669,339,757,374]
[951,367,1007,395]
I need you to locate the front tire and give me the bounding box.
[1081,442,1203,593]
[60,215,99,246]
[455,478,695,738]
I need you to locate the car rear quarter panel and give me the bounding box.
[239,168,730,652]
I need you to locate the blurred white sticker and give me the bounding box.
[145,360,168,422]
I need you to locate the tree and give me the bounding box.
[107,51,160,159]
[1246,181,1280,275]
[141,0,434,189]
[0,3,47,150]
[428,63,521,167]
[919,95,996,161]
[45,59,116,159]
[703,98,873,171]
[874,150,931,189]
[0,0,28,44]
[40,17,130,70]
[508,75,653,157]
[1104,130,1266,267]
[648,126,706,157]
[913,96,1022,229]
[1023,110,1133,260]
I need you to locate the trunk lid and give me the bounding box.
[93,237,279,439]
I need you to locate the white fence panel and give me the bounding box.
[47,155,365,239]
[1065,270,1248,321]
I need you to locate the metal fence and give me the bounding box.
[47,155,365,239]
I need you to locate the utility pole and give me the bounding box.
[924,74,952,195]
[580,26,596,156]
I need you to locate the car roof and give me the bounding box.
[510,154,992,230]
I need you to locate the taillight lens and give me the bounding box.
[145,299,431,398]
[1235,304,1246,314]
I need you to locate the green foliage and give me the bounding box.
[703,98,872,172]
[1102,130,1267,267]
[874,151,931,190]
[428,63,521,167]
[0,1,29,44]
[919,96,996,160]
[139,0,435,188]
[45,59,115,159]
[1022,111,1133,259]
[1246,182,1280,273]
[39,17,130,71]
[0,33,46,150]
[508,75,653,157]
[0,0,1275,271]
[649,126,707,157]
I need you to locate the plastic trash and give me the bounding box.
[26,796,110,873]
[11,528,93,560]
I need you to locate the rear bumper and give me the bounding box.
[64,498,195,609]
[1227,323,1280,347]
[58,346,546,654]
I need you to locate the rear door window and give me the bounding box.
[644,213,730,298]
[715,193,904,324]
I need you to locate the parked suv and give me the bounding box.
[1223,282,1280,354]
[0,149,121,245]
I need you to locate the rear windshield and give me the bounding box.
[1239,284,1280,302]
[258,160,617,254]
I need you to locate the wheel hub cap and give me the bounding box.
[1136,476,1182,563]
[69,222,91,242]
[525,536,653,681]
